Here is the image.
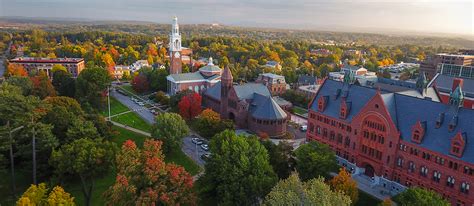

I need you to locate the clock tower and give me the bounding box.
[169,16,182,74]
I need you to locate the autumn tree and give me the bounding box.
[294,141,338,180]
[198,130,277,205]
[16,183,75,206]
[393,187,449,206]
[169,90,194,112]
[264,172,351,206]
[379,198,393,206]
[104,139,196,205]
[131,74,149,93]
[192,108,233,138]
[329,168,359,205]
[51,64,67,73]
[30,73,56,99]
[151,113,189,154]
[155,91,170,105]
[5,64,28,77]
[178,92,202,119]
[50,138,116,206]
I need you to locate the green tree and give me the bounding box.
[52,70,76,97]
[5,76,33,95]
[151,113,189,154]
[393,187,449,206]
[198,130,277,205]
[261,140,295,179]
[75,66,111,110]
[50,138,116,206]
[294,141,338,180]
[51,64,67,73]
[104,139,196,205]
[264,172,351,206]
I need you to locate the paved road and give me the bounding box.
[182,136,208,167]
[0,40,12,77]
[111,88,156,124]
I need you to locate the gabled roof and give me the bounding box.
[310,80,377,121]
[298,75,317,85]
[233,83,270,100]
[167,71,220,82]
[250,93,287,120]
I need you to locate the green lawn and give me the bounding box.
[100,97,130,116]
[292,106,308,115]
[355,190,381,206]
[111,112,152,132]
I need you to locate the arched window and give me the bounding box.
[200,85,205,91]
[194,86,199,93]
[188,86,192,91]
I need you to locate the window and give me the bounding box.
[420,166,429,177]
[447,176,455,187]
[408,161,416,173]
[460,182,470,194]
[397,157,404,168]
[433,171,441,182]
[316,126,321,135]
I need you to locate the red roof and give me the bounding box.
[9,57,84,64]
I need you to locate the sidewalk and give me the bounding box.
[110,120,151,137]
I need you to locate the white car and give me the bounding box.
[138,102,145,106]
[201,144,209,151]
[300,125,307,132]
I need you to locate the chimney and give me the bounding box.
[452,78,464,91]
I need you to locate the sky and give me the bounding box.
[0,0,473,35]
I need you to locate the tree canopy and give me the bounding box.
[393,187,450,206]
[294,141,338,180]
[151,113,189,154]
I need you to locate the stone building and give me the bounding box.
[203,67,288,137]
[8,57,85,77]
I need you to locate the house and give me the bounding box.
[255,73,287,95]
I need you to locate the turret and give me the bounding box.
[220,65,233,119]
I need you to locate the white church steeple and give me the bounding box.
[169,16,182,52]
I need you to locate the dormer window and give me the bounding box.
[318,96,329,112]
[435,113,444,128]
[448,116,458,132]
[450,132,466,158]
[411,121,426,144]
[340,108,346,119]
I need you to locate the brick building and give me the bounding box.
[420,53,474,79]
[203,67,288,137]
[429,64,474,109]
[306,77,473,205]
[255,73,287,95]
[8,57,85,77]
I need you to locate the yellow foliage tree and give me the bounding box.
[51,64,68,73]
[379,198,392,206]
[6,64,28,77]
[329,168,359,205]
[16,183,75,206]
[199,108,220,122]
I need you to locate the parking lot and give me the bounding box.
[181,135,210,167]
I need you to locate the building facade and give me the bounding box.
[166,57,222,95]
[420,53,474,79]
[203,67,289,137]
[430,64,474,109]
[255,73,287,95]
[306,78,473,205]
[8,57,85,77]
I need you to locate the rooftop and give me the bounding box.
[10,57,84,63]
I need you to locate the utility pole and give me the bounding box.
[108,86,111,120]
[32,117,37,185]
[7,120,16,197]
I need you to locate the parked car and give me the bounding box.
[192,137,204,145]
[138,102,145,106]
[201,153,211,161]
[300,125,307,132]
[201,144,209,151]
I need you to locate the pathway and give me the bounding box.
[110,121,151,137]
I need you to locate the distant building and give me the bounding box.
[420,53,474,79]
[166,57,221,95]
[297,84,320,99]
[343,49,361,57]
[296,74,317,87]
[203,67,289,137]
[310,48,333,56]
[307,77,474,206]
[8,57,85,77]
[255,73,287,95]
[131,60,150,71]
[264,61,282,71]
[113,65,131,79]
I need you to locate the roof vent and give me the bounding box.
[333,89,341,100]
[448,116,458,132]
[435,113,445,129]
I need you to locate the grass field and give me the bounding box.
[292,106,308,116]
[112,112,152,132]
[100,96,130,116]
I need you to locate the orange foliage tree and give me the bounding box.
[104,139,196,205]
[30,73,56,99]
[5,64,28,77]
[329,168,359,205]
[178,92,202,119]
